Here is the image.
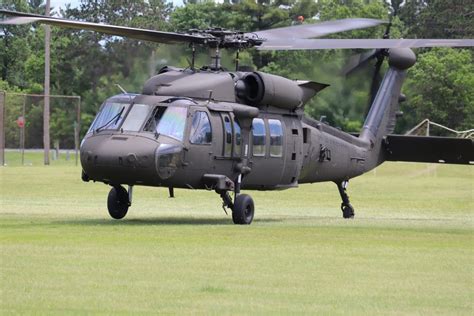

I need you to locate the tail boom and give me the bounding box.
[359,48,417,170]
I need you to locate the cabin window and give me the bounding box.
[190,111,212,144]
[121,104,151,132]
[234,119,242,156]
[303,128,309,144]
[268,119,283,157]
[252,118,266,156]
[223,115,233,157]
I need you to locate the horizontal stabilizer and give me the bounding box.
[383,135,473,165]
[297,81,329,93]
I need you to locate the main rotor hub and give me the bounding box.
[187,28,265,49]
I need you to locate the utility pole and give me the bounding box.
[0,91,5,166]
[44,0,51,165]
[149,49,156,77]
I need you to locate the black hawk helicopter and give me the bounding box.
[1,10,473,224]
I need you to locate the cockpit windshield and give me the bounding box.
[121,104,151,132]
[144,105,188,141]
[88,98,192,142]
[157,107,188,141]
[142,99,194,141]
[88,101,130,133]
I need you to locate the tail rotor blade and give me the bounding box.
[342,49,377,76]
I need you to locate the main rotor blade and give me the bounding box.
[259,38,474,50]
[250,18,386,40]
[0,10,210,45]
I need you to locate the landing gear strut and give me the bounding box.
[107,185,132,219]
[336,181,354,219]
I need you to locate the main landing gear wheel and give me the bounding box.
[107,186,130,219]
[232,194,254,225]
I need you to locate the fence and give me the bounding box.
[0,91,81,166]
[405,119,474,139]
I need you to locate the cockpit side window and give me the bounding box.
[223,114,233,157]
[234,119,242,157]
[190,111,212,144]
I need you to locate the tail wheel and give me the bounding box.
[341,203,355,219]
[107,186,129,219]
[232,194,254,225]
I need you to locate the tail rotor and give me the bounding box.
[342,17,394,112]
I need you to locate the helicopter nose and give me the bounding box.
[80,134,159,184]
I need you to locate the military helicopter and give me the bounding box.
[1,10,473,224]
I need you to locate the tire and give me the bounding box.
[341,204,354,219]
[107,186,129,219]
[232,194,254,225]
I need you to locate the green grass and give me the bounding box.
[3,150,79,167]
[1,152,473,314]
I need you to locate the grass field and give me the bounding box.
[1,151,473,314]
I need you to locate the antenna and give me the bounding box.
[207,90,213,103]
[115,84,133,102]
[115,84,128,94]
[191,43,196,70]
[235,49,240,71]
[209,47,221,70]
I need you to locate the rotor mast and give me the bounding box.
[209,47,222,70]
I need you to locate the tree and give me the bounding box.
[398,48,474,133]
[57,0,173,135]
[270,0,389,131]
[1,0,472,142]
[0,1,33,88]
[398,0,474,38]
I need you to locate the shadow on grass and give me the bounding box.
[55,216,283,226]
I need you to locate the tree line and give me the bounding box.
[1,0,472,148]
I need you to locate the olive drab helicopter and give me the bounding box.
[1,10,473,224]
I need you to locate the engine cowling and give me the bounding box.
[235,72,327,110]
[236,72,303,109]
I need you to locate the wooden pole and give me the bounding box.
[43,0,51,165]
[0,91,5,166]
[21,95,26,165]
[75,98,81,166]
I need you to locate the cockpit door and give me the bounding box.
[184,108,214,178]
